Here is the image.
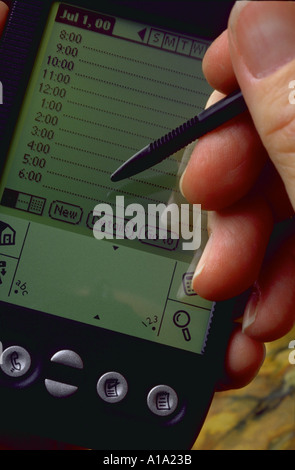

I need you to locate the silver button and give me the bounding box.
[147,385,178,416]
[0,346,31,378]
[50,350,83,369]
[97,372,128,403]
[45,379,78,398]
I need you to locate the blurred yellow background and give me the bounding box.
[193,326,295,450]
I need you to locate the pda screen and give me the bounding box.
[0,2,214,354]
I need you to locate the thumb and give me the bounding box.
[228,1,295,211]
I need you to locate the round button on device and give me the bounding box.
[0,346,31,378]
[97,372,128,403]
[147,385,178,416]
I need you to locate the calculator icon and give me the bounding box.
[182,272,197,296]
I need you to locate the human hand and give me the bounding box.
[180,1,295,390]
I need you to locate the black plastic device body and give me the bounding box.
[0,0,236,450]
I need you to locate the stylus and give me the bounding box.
[110,89,247,182]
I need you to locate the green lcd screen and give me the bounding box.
[0,2,214,354]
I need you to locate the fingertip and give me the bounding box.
[0,0,9,36]
[216,325,266,391]
[242,232,295,343]
[0,1,9,15]
[192,197,274,301]
[202,30,239,95]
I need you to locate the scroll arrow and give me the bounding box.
[138,28,147,42]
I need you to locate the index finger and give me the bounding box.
[202,30,238,95]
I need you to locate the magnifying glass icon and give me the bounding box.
[173,310,191,342]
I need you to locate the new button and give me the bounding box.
[49,201,83,225]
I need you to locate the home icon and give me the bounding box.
[0,221,16,246]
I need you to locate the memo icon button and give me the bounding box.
[147,385,178,417]
[97,372,128,403]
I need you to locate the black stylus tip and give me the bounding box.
[110,171,121,182]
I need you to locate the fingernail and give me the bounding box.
[193,257,205,280]
[192,232,212,281]
[229,1,295,78]
[242,282,261,333]
[179,168,187,198]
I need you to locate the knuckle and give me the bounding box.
[262,107,295,176]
